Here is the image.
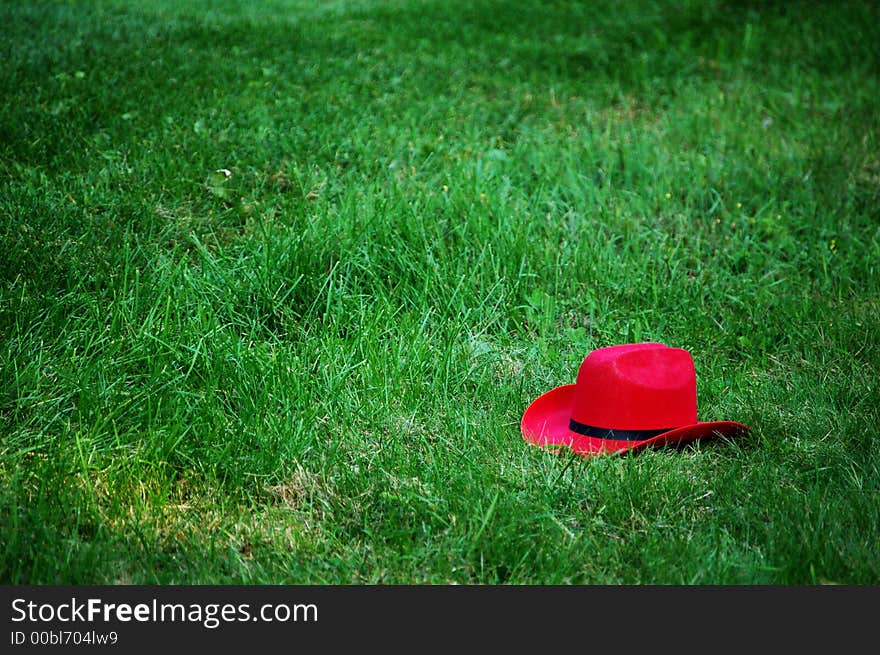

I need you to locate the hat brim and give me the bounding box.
[521,384,748,457]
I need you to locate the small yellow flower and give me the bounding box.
[664,192,671,200]
[441,185,449,193]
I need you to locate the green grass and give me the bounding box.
[1,0,879,584]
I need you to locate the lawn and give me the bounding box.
[1,0,878,584]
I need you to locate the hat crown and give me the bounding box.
[569,343,698,430]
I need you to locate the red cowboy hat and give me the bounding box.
[521,342,748,456]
